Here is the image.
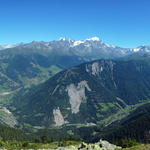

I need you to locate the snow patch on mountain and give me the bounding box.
[133,48,140,52]
[0,43,23,50]
[104,43,116,48]
[59,37,74,43]
[132,45,150,53]
[59,37,67,41]
[73,40,85,46]
[86,37,100,41]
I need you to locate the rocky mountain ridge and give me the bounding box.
[1,37,150,59]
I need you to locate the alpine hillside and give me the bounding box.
[11,58,150,129]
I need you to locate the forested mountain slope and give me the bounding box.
[11,58,150,129]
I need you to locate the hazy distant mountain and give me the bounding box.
[0,43,23,50]
[2,37,150,59]
[125,45,150,59]
[10,37,133,59]
[132,45,150,52]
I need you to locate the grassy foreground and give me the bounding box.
[0,139,149,149]
[0,139,121,150]
[0,140,81,149]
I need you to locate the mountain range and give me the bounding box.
[1,37,150,58]
[0,37,150,92]
[0,37,150,143]
[0,43,23,50]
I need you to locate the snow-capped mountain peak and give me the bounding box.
[86,37,100,41]
[133,47,140,52]
[59,37,67,41]
[1,37,150,60]
[71,37,101,47]
[59,37,75,44]
[132,45,150,53]
[73,40,85,46]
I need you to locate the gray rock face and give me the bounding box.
[66,81,91,114]
[53,107,65,126]
[85,62,104,76]
[91,62,103,76]
[0,105,17,127]
[86,60,115,76]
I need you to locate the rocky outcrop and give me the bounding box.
[53,107,67,126]
[0,105,17,127]
[57,139,121,150]
[66,81,91,114]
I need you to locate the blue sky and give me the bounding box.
[0,0,150,48]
